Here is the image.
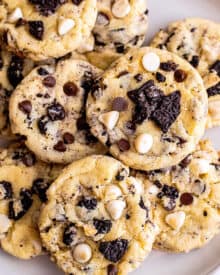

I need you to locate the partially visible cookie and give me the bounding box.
[136,140,220,253]
[10,58,106,164]
[0,0,97,60]
[0,48,34,135]
[150,18,220,128]
[39,155,158,275]
[86,47,208,171]
[86,0,148,69]
[0,143,63,259]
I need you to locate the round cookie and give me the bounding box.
[0,142,63,259]
[0,0,97,61]
[86,0,148,69]
[39,155,158,275]
[0,48,34,135]
[150,18,220,128]
[86,47,208,171]
[9,58,106,164]
[136,140,220,253]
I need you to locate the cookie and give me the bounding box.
[0,48,34,135]
[0,142,63,259]
[9,58,106,164]
[150,18,220,128]
[0,0,97,60]
[86,0,148,69]
[39,155,158,275]
[86,47,208,171]
[136,140,220,253]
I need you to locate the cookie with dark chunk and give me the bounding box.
[86,0,148,69]
[150,18,220,128]
[136,140,220,253]
[39,155,157,275]
[0,48,34,135]
[10,59,106,163]
[0,0,97,60]
[0,143,62,259]
[87,47,207,171]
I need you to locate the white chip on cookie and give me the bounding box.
[106,199,126,220]
[191,158,210,175]
[0,214,11,234]
[135,133,153,154]
[105,185,122,200]
[142,52,160,72]
[112,0,131,18]
[99,111,119,130]
[73,243,92,263]
[58,18,75,36]
[165,211,186,230]
[8,8,23,23]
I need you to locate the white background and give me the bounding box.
[1,0,220,274]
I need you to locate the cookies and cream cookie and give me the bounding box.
[86,47,208,171]
[136,140,220,252]
[150,18,220,128]
[9,58,106,163]
[86,0,148,69]
[39,155,158,274]
[0,0,97,60]
[0,143,62,259]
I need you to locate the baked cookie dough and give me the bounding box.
[150,18,220,128]
[136,140,220,253]
[86,0,148,69]
[86,47,208,171]
[0,48,34,135]
[0,142,62,259]
[9,58,106,164]
[39,155,158,275]
[0,0,97,60]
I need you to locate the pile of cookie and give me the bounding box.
[0,0,220,274]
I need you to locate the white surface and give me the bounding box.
[1,0,220,274]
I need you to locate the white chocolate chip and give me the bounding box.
[112,0,131,18]
[73,243,92,263]
[8,8,23,23]
[106,200,126,220]
[165,211,186,230]
[135,133,153,154]
[105,185,122,200]
[58,18,75,36]
[0,214,11,234]
[148,185,159,195]
[142,52,160,72]
[190,159,210,175]
[99,111,119,130]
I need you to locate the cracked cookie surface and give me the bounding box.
[86,47,208,171]
[9,58,106,164]
[0,0,97,60]
[136,140,220,252]
[150,18,220,128]
[39,155,158,275]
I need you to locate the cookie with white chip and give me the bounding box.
[86,0,148,69]
[0,0,97,60]
[9,58,106,164]
[39,155,158,275]
[0,142,63,259]
[136,140,220,253]
[86,47,208,171]
[150,18,220,128]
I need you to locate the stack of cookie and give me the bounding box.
[0,1,220,274]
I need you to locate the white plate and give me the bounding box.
[1,0,220,274]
